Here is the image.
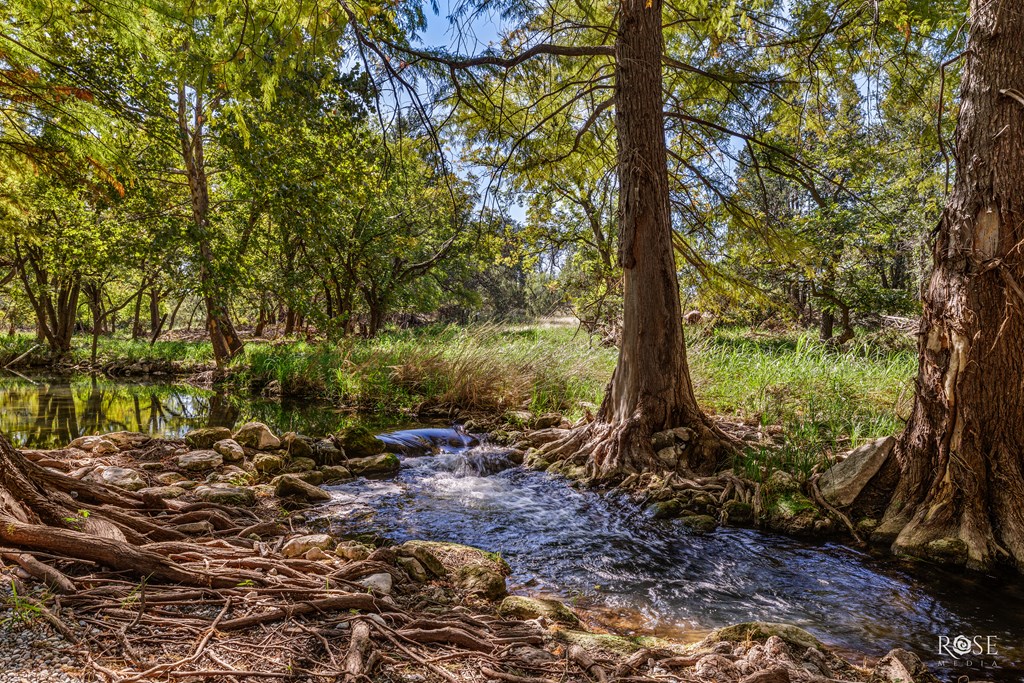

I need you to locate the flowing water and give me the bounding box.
[2,375,1022,681]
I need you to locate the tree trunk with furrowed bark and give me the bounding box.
[539,0,727,480]
[872,0,1024,571]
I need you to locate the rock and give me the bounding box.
[651,430,676,451]
[138,485,186,499]
[655,446,679,469]
[275,474,331,502]
[649,499,683,519]
[707,623,823,652]
[320,465,352,483]
[193,484,255,506]
[314,440,346,466]
[156,471,188,485]
[454,564,507,600]
[821,436,895,507]
[396,541,448,578]
[498,596,580,627]
[175,450,223,471]
[102,431,151,450]
[185,427,232,450]
[694,654,739,680]
[68,435,119,455]
[680,514,718,533]
[253,453,286,473]
[138,461,164,471]
[346,453,400,477]
[335,541,373,561]
[233,422,281,450]
[358,572,393,595]
[740,666,790,683]
[504,409,534,426]
[282,432,315,460]
[305,547,330,561]
[84,466,146,491]
[871,648,937,683]
[271,470,323,487]
[397,556,428,582]
[282,534,334,558]
[287,457,317,473]
[213,439,246,463]
[336,425,384,457]
[532,412,562,429]
[723,500,754,524]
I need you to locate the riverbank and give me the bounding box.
[1,422,941,683]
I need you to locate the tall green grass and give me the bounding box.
[687,326,917,479]
[235,325,617,417]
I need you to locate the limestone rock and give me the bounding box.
[275,474,331,503]
[233,422,281,450]
[156,471,188,485]
[532,412,562,429]
[175,450,223,471]
[454,564,507,600]
[335,541,373,561]
[185,427,232,450]
[396,541,448,578]
[680,514,718,533]
[68,435,119,455]
[397,556,428,582]
[871,648,937,683]
[498,596,580,626]
[287,457,317,473]
[335,425,384,458]
[358,572,393,595]
[821,436,895,507]
[706,622,823,652]
[282,534,334,558]
[193,484,255,506]
[282,432,315,460]
[346,453,400,477]
[138,485,186,500]
[213,439,246,463]
[271,470,323,487]
[85,466,146,491]
[320,465,352,483]
[253,453,285,473]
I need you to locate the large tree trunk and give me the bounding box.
[539,0,725,480]
[872,0,1024,571]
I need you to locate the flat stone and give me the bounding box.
[85,466,146,491]
[213,439,246,463]
[233,422,281,450]
[281,534,334,558]
[271,470,323,486]
[156,472,188,485]
[193,484,255,506]
[275,474,331,502]
[138,485,186,499]
[358,572,393,595]
[175,450,223,471]
[821,436,895,507]
[185,427,232,450]
[335,540,373,561]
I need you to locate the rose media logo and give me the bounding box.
[937,635,998,667]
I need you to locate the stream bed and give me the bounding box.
[2,375,1022,681]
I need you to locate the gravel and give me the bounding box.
[0,574,82,683]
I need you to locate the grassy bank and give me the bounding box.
[2,323,917,474]
[0,334,215,369]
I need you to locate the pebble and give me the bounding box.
[0,578,82,683]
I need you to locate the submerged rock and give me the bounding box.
[185,427,232,450]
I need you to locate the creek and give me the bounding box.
[3,374,1022,681]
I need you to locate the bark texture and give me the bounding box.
[540,0,725,479]
[875,0,1024,570]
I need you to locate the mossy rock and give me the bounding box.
[454,564,507,601]
[679,514,718,533]
[336,425,385,458]
[706,622,824,651]
[649,498,683,520]
[347,453,400,476]
[762,491,830,536]
[554,630,650,655]
[722,500,754,524]
[498,596,580,627]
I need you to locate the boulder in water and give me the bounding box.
[336,425,384,457]
[275,474,331,503]
[346,453,400,476]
